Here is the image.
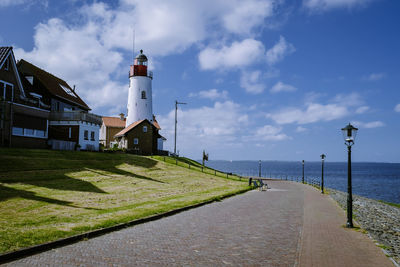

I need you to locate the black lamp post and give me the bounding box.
[341,123,358,228]
[258,160,261,177]
[320,154,326,194]
[302,160,305,184]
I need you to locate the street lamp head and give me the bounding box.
[341,123,358,145]
[302,160,305,165]
[320,154,326,161]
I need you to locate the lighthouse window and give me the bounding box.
[141,91,146,99]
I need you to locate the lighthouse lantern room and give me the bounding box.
[126,50,153,127]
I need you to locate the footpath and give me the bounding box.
[2,181,394,266]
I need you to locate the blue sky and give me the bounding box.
[1,0,400,162]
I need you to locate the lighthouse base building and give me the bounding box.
[111,50,165,155]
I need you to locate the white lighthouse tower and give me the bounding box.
[126,49,153,127]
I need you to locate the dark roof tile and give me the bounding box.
[17,59,90,110]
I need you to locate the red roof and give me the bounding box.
[114,119,163,138]
[102,117,126,128]
[17,59,90,110]
[114,120,145,137]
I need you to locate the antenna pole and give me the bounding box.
[132,28,135,64]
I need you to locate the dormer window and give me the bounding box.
[141,91,146,99]
[59,84,76,98]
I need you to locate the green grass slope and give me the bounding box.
[0,148,249,254]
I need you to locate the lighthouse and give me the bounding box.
[126,49,153,127]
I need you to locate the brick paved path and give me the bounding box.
[3,181,394,266]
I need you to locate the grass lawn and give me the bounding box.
[0,148,249,254]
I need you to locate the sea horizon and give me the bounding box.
[200,160,400,205]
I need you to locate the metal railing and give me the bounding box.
[49,111,102,125]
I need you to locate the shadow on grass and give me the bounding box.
[0,184,100,210]
[0,153,164,204]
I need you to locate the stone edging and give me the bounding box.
[328,189,400,267]
[0,187,252,264]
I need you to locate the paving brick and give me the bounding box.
[2,181,393,266]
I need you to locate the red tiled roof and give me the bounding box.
[153,120,161,130]
[102,117,126,128]
[17,59,90,110]
[114,120,145,137]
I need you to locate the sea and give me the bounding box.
[203,160,400,204]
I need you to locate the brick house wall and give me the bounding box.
[106,127,124,147]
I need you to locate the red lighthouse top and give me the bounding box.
[129,49,149,77]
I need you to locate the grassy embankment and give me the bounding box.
[0,148,249,254]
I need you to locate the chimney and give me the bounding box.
[119,113,125,120]
[73,85,76,92]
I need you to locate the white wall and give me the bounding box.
[79,122,100,151]
[126,76,153,127]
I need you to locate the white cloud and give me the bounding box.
[303,0,374,12]
[296,126,307,132]
[270,81,297,93]
[198,39,265,70]
[395,104,400,112]
[267,103,348,124]
[252,125,290,141]
[100,0,279,56]
[362,72,386,81]
[0,0,47,7]
[240,70,265,94]
[332,92,363,107]
[266,36,295,65]
[189,89,228,100]
[355,106,369,114]
[14,0,282,114]
[352,121,385,129]
[14,18,125,113]
[222,0,275,34]
[157,101,249,154]
[267,93,369,125]
[0,0,26,6]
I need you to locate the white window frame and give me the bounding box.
[12,127,47,139]
[0,80,14,101]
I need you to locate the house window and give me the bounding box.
[69,127,71,139]
[0,81,13,101]
[141,91,146,99]
[84,130,88,140]
[90,131,95,141]
[12,127,23,135]
[35,130,45,137]
[134,138,139,145]
[143,126,147,133]
[24,128,34,136]
[12,127,47,138]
